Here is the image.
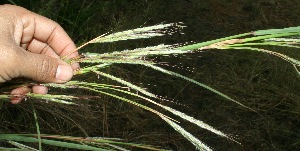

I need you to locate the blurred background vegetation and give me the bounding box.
[1,0,300,150]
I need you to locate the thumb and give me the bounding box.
[19,51,73,83]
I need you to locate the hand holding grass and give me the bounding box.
[0,4,79,104]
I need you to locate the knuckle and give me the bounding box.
[35,57,56,82]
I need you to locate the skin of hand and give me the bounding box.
[0,4,80,104]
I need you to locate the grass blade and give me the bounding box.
[160,115,212,151]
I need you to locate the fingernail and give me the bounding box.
[56,65,73,82]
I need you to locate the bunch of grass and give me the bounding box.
[1,21,300,150]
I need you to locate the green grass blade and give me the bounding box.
[228,42,300,49]
[0,147,30,151]
[178,33,250,51]
[37,134,166,151]
[242,32,300,43]
[253,26,300,35]
[0,134,109,151]
[30,102,42,151]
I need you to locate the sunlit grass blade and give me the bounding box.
[76,84,176,122]
[27,93,77,105]
[79,56,155,65]
[92,70,158,98]
[265,37,300,42]
[160,115,212,151]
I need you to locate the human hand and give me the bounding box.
[0,4,79,104]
